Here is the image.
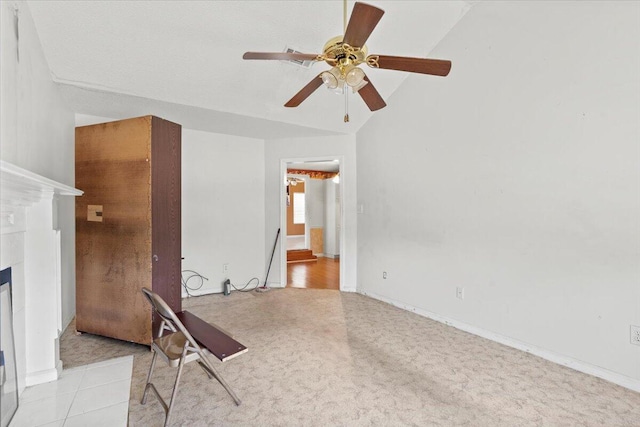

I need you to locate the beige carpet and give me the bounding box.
[60,288,639,426]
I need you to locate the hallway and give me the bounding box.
[286,258,340,290]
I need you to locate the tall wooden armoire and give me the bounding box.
[75,115,181,345]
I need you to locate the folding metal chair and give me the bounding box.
[140,287,241,426]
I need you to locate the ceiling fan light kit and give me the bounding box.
[320,65,368,93]
[243,1,452,121]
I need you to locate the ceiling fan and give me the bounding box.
[243,1,452,121]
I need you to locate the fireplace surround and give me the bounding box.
[0,160,82,393]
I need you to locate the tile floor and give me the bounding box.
[9,356,133,427]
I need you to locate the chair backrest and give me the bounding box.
[141,287,201,350]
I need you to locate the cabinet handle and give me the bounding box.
[153,255,159,262]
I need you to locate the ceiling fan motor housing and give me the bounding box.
[322,35,368,68]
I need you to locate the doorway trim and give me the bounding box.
[280,156,345,290]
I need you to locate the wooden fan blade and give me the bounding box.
[342,2,384,48]
[373,55,452,76]
[358,76,386,111]
[285,75,324,107]
[243,52,319,61]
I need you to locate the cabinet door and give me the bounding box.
[76,116,153,344]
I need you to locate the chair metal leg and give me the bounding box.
[198,352,242,406]
[165,356,187,427]
[197,360,215,379]
[141,350,171,422]
[141,351,159,405]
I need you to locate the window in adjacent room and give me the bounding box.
[293,192,305,224]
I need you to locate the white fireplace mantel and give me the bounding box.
[1,160,82,233]
[0,160,82,389]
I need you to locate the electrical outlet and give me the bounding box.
[631,325,640,346]
[222,263,229,274]
[456,287,464,300]
[382,271,387,279]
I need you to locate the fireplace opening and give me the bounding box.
[1,267,19,427]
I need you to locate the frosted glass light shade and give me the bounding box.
[345,67,365,87]
[322,67,343,90]
[321,71,338,89]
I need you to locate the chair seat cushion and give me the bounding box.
[154,332,188,361]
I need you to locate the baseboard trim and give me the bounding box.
[26,366,59,387]
[182,282,353,294]
[358,289,640,393]
[182,287,220,298]
[182,282,284,297]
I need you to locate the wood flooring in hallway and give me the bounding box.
[287,257,340,290]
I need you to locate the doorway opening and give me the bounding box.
[280,158,343,290]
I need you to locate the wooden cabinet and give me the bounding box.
[75,116,181,345]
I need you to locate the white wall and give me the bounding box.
[304,177,324,253]
[0,1,77,394]
[324,179,340,257]
[1,2,76,329]
[357,1,640,389]
[306,178,325,229]
[265,135,357,290]
[181,129,265,295]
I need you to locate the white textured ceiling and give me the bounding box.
[27,1,471,138]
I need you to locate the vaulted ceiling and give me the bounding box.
[28,1,471,139]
